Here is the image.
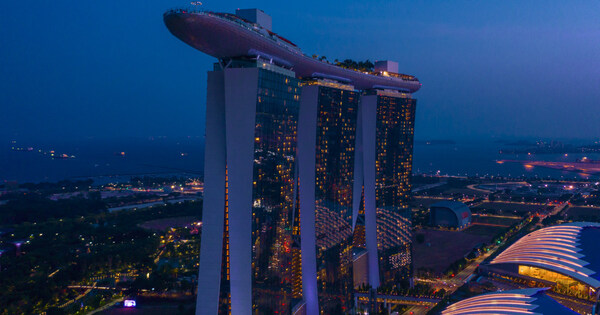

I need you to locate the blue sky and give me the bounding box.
[1,1,599,142]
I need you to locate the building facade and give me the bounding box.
[429,201,472,229]
[442,288,579,315]
[353,90,416,290]
[373,91,415,286]
[298,79,359,314]
[164,8,420,315]
[197,60,302,314]
[480,222,600,314]
[199,66,417,314]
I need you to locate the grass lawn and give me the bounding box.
[463,224,506,237]
[471,216,522,226]
[411,197,453,208]
[566,206,600,221]
[472,202,550,215]
[138,216,199,231]
[412,229,489,273]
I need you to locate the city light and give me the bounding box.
[123,300,136,307]
[1,3,598,315]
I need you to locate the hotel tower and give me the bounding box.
[164,8,420,315]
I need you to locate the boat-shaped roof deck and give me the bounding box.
[164,9,422,93]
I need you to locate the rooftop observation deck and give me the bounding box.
[164,8,422,93]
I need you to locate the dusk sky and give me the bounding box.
[1,1,599,142]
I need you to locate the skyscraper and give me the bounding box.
[373,90,415,285]
[297,78,359,314]
[198,59,301,314]
[353,89,416,290]
[163,8,421,314]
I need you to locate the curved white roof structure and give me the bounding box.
[442,288,579,315]
[490,222,600,288]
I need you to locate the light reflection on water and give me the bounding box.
[413,141,600,180]
[2,139,599,184]
[1,138,205,184]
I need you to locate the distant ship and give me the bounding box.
[51,153,76,160]
[11,147,34,152]
[577,157,599,163]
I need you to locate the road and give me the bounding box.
[404,251,492,315]
[154,233,174,264]
[86,296,126,315]
[58,282,97,308]
[404,217,531,315]
[471,213,522,220]
[466,181,531,193]
[412,182,447,193]
[68,285,127,291]
[546,200,570,218]
[466,184,493,193]
[405,192,566,315]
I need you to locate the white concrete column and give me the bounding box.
[223,68,259,315]
[360,95,380,288]
[352,100,364,231]
[197,71,227,315]
[297,85,320,315]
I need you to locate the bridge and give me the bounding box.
[67,285,127,291]
[354,291,441,313]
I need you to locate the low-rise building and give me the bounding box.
[429,201,471,229]
[480,222,600,314]
[442,288,579,315]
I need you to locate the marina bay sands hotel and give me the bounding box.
[164,8,421,315]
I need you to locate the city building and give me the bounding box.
[196,59,302,314]
[429,201,471,229]
[297,78,359,313]
[353,89,416,289]
[164,7,420,314]
[480,222,600,314]
[442,288,579,315]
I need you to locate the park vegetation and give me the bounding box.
[0,198,201,315]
